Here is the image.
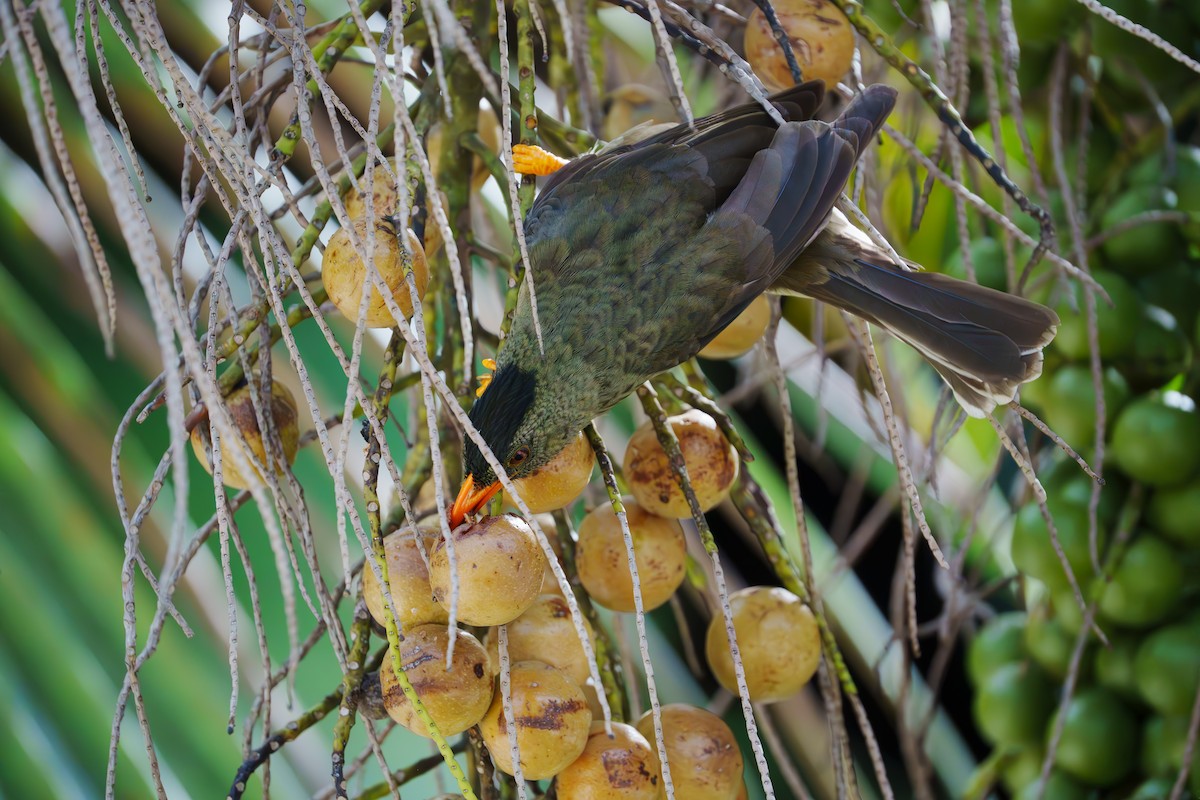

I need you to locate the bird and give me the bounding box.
[450,80,1059,526]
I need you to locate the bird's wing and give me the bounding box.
[529,81,827,214]
[515,85,896,387]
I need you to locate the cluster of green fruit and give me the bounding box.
[968,149,1200,799]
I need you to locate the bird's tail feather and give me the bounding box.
[830,85,897,160]
[798,258,1060,417]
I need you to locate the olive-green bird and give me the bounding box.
[451,81,1058,524]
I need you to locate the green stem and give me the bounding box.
[657,373,755,462]
[226,688,344,799]
[273,0,388,158]
[330,611,374,799]
[363,338,477,800]
[560,432,632,722]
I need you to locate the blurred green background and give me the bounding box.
[2,0,1199,798]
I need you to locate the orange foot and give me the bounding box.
[476,358,497,397]
[512,144,569,176]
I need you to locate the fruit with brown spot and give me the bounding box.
[635,704,744,800]
[624,410,740,519]
[323,217,429,328]
[480,660,593,779]
[485,594,596,686]
[342,161,398,219]
[378,624,493,737]
[190,379,300,491]
[361,527,447,629]
[557,722,661,800]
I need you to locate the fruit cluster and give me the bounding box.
[355,389,821,796]
[971,145,1200,799]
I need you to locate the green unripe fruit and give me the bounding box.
[1100,187,1183,275]
[1110,393,1200,487]
[1011,501,1106,590]
[1049,688,1139,786]
[974,662,1055,746]
[1094,633,1142,702]
[1135,621,1200,716]
[967,612,1027,686]
[1147,478,1200,549]
[1139,263,1200,337]
[1054,271,1142,361]
[1014,772,1090,800]
[1041,365,1130,450]
[1117,305,1192,392]
[1099,534,1183,629]
[1129,778,1176,800]
[1140,715,1188,778]
[1024,609,1080,680]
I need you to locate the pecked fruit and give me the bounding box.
[379,624,493,738]
[624,410,740,519]
[429,514,547,627]
[322,217,428,328]
[635,704,744,800]
[556,722,661,800]
[479,660,592,779]
[190,378,300,491]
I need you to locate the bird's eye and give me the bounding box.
[508,447,530,467]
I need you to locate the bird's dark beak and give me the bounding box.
[450,474,502,527]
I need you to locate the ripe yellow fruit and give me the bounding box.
[343,162,398,219]
[624,409,740,519]
[379,624,493,737]
[700,295,771,359]
[557,722,662,800]
[576,499,687,613]
[505,431,594,513]
[705,586,821,702]
[361,527,448,630]
[539,558,567,598]
[323,217,428,328]
[743,0,855,91]
[190,379,300,491]
[635,704,744,800]
[480,661,593,779]
[429,514,547,626]
[485,593,595,686]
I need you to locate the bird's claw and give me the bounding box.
[512,144,569,176]
[476,357,497,397]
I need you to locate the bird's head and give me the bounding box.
[452,363,574,526]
